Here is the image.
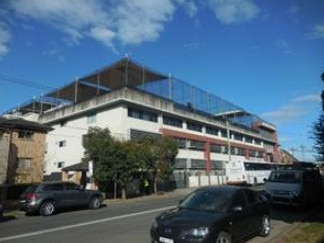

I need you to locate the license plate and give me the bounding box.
[159,237,173,243]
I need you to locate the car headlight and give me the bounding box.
[180,227,210,239]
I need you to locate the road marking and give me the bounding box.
[0,205,174,242]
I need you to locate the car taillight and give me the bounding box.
[25,193,38,201]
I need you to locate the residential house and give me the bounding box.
[0,117,52,184]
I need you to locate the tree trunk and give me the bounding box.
[153,176,157,194]
[121,186,127,200]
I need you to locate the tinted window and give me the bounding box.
[43,183,64,191]
[65,183,80,190]
[232,190,246,208]
[25,185,38,193]
[268,170,302,183]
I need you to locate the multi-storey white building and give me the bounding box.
[4,58,279,185]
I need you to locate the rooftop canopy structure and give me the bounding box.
[3,58,274,130]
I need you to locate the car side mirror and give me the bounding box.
[263,178,267,182]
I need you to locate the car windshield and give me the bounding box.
[179,189,232,213]
[268,170,302,183]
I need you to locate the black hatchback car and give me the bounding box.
[150,186,271,243]
[19,181,103,216]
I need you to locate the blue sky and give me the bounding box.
[0,0,323,161]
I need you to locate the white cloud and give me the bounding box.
[10,0,112,44]
[0,22,11,58]
[309,23,324,40]
[42,49,65,62]
[184,0,199,17]
[207,0,260,24]
[261,94,320,126]
[276,39,292,54]
[7,0,178,52]
[115,0,176,45]
[89,26,116,51]
[1,0,263,57]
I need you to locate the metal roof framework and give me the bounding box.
[3,58,274,130]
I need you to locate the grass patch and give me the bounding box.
[282,223,324,243]
[3,210,25,218]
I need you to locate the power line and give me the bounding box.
[0,73,54,91]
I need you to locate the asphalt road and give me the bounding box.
[0,188,322,243]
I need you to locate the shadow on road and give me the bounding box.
[0,215,17,223]
[270,201,324,224]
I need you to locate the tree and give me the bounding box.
[312,71,324,161]
[312,113,324,161]
[138,135,178,194]
[83,127,115,193]
[83,127,145,199]
[113,140,144,199]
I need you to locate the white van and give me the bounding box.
[265,168,323,207]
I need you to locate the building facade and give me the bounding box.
[4,59,279,183]
[0,117,51,184]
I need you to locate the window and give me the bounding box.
[245,136,253,144]
[173,137,186,148]
[249,150,257,157]
[232,190,247,208]
[130,129,160,141]
[233,132,243,141]
[187,122,202,132]
[220,129,227,138]
[18,131,33,139]
[16,158,31,169]
[65,182,79,190]
[57,161,65,168]
[59,140,66,147]
[206,126,218,136]
[210,144,222,153]
[44,183,64,191]
[163,115,183,128]
[87,113,97,124]
[82,134,89,147]
[189,140,205,150]
[128,107,158,122]
[191,159,206,169]
[255,139,262,145]
[237,147,246,156]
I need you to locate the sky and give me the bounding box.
[0,0,323,161]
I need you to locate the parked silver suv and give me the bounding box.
[19,181,103,216]
[265,168,323,207]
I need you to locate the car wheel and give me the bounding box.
[39,200,55,216]
[216,231,232,243]
[259,215,271,237]
[89,196,102,209]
